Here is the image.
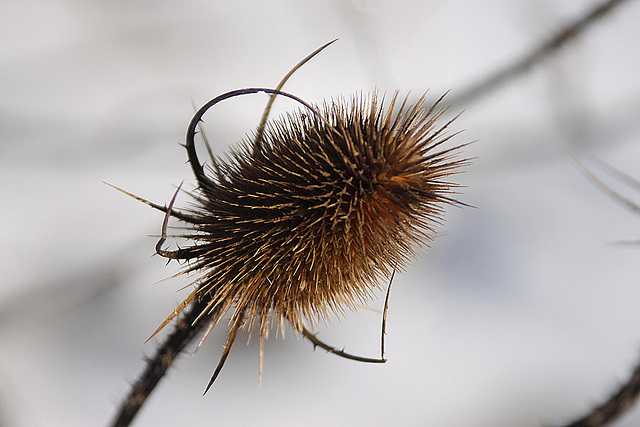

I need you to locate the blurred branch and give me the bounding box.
[559,160,640,426]
[560,357,640,426]
[449,0,631,107]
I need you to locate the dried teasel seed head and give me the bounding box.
[147,88,468,391]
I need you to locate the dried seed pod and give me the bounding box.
[147,87,468,392]
[111,86,468,395]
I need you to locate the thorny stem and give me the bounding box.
[185,87,319,191]
[559,356,640,427]
[301,328,387,364]
[449,0,631,107]
[109,297,214,427]
[301,269,395,364]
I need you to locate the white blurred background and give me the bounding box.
[1,0,640,426]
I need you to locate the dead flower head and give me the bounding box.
[110,45,468,395]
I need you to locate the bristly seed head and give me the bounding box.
[148,89,468,391]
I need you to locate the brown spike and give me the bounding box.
[145,289,198,343]
[203,314,244,395]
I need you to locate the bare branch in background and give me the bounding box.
[449,0,631,107]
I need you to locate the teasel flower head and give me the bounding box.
[114,86,468,393]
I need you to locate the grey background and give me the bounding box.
[1,0,640,426]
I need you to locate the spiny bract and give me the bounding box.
[153,91,466,390]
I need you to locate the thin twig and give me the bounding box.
[449,0,631,107]
[560,356,640,427]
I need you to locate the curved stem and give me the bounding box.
[301,326,387,364]
[186,88,320,191]
[301,269,395,364]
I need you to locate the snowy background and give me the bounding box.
[1,0,640,426]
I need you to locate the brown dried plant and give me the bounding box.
[108,40,468,426]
